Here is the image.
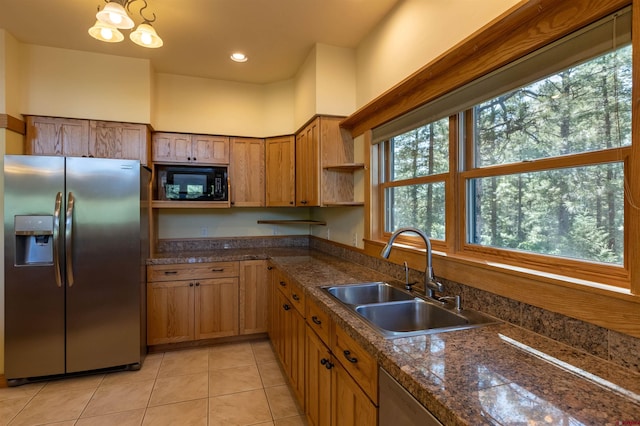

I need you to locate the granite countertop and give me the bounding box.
[149,249,640,425]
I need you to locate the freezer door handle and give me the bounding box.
[53,192,63,288]
[65,192,75,287]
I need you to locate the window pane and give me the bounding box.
[385,183,445,240]
[389,117,449,181]
[468,163,624,264]
[475,45,631,167]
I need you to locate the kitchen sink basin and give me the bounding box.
[355,299,497,338]
[323,282,416,305]
[322,282,497,338]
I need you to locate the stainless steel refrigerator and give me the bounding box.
[4,155,150,385]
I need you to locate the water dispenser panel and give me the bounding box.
[15,215,54,265]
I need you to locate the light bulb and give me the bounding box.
[141,32,152,45]
[109,12,123,25]
[100,27,113,40]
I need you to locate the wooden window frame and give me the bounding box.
[352,0,640,339]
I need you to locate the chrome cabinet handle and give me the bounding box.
[164,271,178,275]
[53,192,63,288]
[343,350,358,363]
[292,294,300,301]
[311,316,322,325]
[283,304,291,311]
[65,192,75,287]
[211,268,224,272]
[279,281,286,287]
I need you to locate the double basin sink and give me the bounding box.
[322,282,496,338]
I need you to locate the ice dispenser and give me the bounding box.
[14,215,54,265]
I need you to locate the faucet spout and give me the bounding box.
[380,227,444,298]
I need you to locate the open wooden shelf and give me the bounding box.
[323,163,365,171]
[257,220,327,225]
[152,200,231,209]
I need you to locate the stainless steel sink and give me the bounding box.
[322,282,497,339]
[324,282,416,305]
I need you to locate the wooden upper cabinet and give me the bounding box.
[265,136,295,207]
[152,132,230,165]
[89,121,150,165]
[230,137,265,207]
[26,116,89,157]
[152,132,192,163]
[296,119,320,206]
[192,135,230,164]
[26,116,151,165]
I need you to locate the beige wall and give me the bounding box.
[153,73,296,136]
[19,45,152,123]
[355,0,521,107]
[157,208,313,239]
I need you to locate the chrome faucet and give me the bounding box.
[380,227,444,298]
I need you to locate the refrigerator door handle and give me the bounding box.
[65,192,75,287]
[53,192,63,288]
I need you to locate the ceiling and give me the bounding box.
[0,0,400,84]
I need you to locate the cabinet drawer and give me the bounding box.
[289,280,305,315]
[148,262,239,282]
[333,325,378,404]
[273,270,291,299]
[306,297,332,346]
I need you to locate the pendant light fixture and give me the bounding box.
[89,0,163,48]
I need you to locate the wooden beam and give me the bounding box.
[0,114,26,135]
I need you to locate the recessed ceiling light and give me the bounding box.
[230,52,248,63]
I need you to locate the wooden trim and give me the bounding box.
[0,114,25,135]
[341,0,631,137]
[629,0,640,295]
[363,239,640,338]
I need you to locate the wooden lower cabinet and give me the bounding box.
[306,326,333,426]
[147,260,268,346]
[270,270,305,408]
[240,260,269,335]
[304,297,378,426]
[332,360,377,426]
[195,278,239,339]
[147,280,195,344]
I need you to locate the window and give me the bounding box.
[373,7,632,286]
[467,45,631,267]
[379,117,450,242]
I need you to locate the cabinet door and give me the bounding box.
[147,280,194,345]
[240,260,269,335]
[192,135,230,164]
[89,121,149,165]
[26,116,89,157]
[306,326,333,426]
[265,136,295,206]
[274,289,292,372]
[332,361,377,426]
[296,119,320,206]
[290,309,306,409]
[230,137,265,207]
[152,132,192,163]
[195,277,239,339]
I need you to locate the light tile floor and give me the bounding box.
[0,339,307,426]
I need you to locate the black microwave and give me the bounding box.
[157,166,228,201]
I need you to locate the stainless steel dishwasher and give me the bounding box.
[379,368,443,426]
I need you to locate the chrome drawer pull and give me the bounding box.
[292,294,300,301]
[211,268,224,272]
[164,271,178,275]
[311,316,322,325]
